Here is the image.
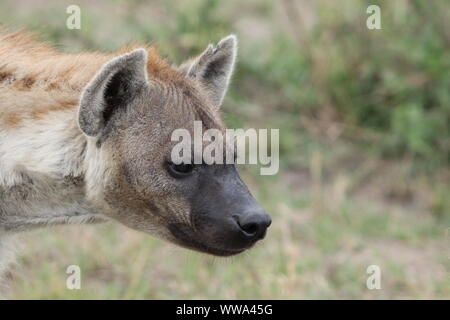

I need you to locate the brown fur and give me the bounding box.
[0,30,186,129]
[2,112,21,129]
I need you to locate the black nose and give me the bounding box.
[235,211,272,241]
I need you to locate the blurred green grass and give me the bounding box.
[1,0,449,299]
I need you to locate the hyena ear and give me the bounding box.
[78,48,148,137]
[179,35,237,109]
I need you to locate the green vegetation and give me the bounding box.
[1,0,448,299]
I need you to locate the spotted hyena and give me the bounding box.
[0,31,271,283]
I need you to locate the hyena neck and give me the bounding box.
[0,101,106,234]
[0,102,104,289]
[0,32,116,233]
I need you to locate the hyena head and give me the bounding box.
[78,35,271,256]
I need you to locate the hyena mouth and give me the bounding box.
[168,224,248,257]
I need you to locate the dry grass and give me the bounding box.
[7,163,450,299]
[0,0,448,299]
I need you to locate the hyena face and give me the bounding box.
[78,36,271,256]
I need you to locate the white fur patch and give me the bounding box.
[0,110,86,186]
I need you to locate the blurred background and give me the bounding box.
[1,0,449,299]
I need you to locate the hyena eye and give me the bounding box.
[166,162,195,178]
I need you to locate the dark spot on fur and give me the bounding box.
[22,77,35,88]
[0,71,12,82]
[46,82,60,90]
[15,76,36,90]
[3,112,22,128]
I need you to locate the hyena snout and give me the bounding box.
[207,197,271,254]
[186,165,272,255]
[233,208,272,242]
